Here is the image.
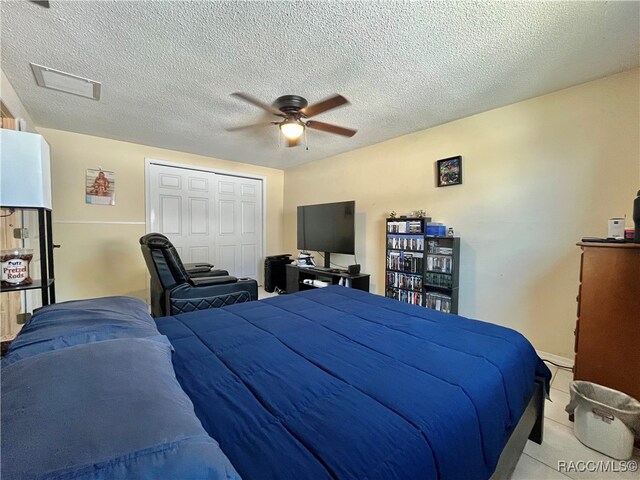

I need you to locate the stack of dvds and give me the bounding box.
[427,241,454,255]
[387,251,402,270]
[424,272,452,288]
[425,254,453,273]
[386,271,423,291]
[386,287,424,306]
[402,252,423,274]
[387,220,424,234]
[386,251,423,274]
[425,292,452,313]
[387,235,424,251]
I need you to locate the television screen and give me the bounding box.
[297,201,355,254]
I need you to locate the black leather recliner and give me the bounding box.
[139,233,258,317]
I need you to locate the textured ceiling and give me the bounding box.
[1,1,638,170]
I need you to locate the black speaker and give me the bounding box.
[264,254,293,292]
[348,264,361,275]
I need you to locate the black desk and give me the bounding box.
[285,264,370,293]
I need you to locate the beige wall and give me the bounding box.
[284,68,640,358]
[39,128,284,303]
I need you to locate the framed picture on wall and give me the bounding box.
[86,168,115,205]
[436,156,462,187]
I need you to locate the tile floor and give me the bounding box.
[257,287,279,300]
[257,289,640,479]
[512,363,640,479]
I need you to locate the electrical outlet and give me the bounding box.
[13,228,29,239]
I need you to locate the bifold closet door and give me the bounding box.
[148,164,263,281]
[213,175,263,281]
[148,164,216,264]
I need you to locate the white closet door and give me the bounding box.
[214,175,263,280]
[147,163,264,281]
[148,164,216,264]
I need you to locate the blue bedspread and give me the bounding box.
[155,286,550,480]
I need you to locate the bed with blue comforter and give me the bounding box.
[155,286,551,480]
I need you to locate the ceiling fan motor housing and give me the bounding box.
[273,95,308,115]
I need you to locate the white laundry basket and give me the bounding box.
[565,381,640,460]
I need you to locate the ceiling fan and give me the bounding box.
[227,93,357,147]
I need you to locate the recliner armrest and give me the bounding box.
[184,263,230,278]
[184,262,213,272]
[191,275,237,286]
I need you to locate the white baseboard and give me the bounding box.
[536,350,574,369]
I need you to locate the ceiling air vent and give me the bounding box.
[30,63,101,100]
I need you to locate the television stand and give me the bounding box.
[286,264,370,293]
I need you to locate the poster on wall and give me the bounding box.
[85,168,115,205]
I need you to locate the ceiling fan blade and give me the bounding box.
[225,122,276,132]
[301,94,349,118]
[29,0,50,7]
[306,120,357,137]
[230,92,286,117]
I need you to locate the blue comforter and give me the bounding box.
[155,286,550,480]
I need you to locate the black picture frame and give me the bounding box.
[436,156,462,187]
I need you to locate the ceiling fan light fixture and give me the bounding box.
[280,120,304,140]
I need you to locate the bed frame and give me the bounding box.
[490,376,546,479]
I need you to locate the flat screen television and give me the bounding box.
[297,201,355,268]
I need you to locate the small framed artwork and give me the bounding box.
[436,156,462,187]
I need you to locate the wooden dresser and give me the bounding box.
[574,243,640,400]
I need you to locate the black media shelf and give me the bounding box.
[385,217,460,313]
[286,265,370,293]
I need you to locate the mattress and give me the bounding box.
[155,285,550,480]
